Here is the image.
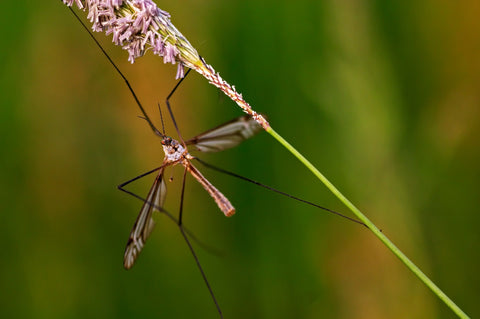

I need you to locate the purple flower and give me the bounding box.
[64,0,270,129]
[63,0,201,79]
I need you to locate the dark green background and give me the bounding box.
[1,1,478,318]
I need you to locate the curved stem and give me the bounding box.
[266,127,469,319]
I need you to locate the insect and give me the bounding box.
[119,113,262,269]
[116,105,261,319]
[67,6,366,319]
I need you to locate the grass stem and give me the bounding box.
[266,127,470,319]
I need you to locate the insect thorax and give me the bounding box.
[162,137,188,163]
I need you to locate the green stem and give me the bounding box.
[266,127,470,319]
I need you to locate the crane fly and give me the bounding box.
[67,8,261,317]
[67,6,366,318]
[121,114,262,269]
[68,4,366,271]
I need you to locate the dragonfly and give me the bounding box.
[119,113,262,269]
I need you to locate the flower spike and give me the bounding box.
[63,0,270,130]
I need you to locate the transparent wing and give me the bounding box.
[124,168,167,269]
[185,115,262,152]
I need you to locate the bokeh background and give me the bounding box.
[1,0,479,318]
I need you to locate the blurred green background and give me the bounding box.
[1,0,479,318]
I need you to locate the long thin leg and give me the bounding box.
[194,158,367,227]
[68,7,162,137]
[178,167,188,225]
[165,68,192,145]
[179,227,223,319]
[177,165,223,319]
[118,166,163,192]
[117,167,223,256]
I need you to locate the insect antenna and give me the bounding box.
[194,158,367,227]
[67,7,163,137]
[157,103,166,136]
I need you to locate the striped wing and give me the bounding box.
[124,168,166,269]
[185,115,262,152]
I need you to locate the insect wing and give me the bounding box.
[185,115,262,152]
[124,168,167,269]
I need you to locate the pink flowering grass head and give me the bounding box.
[63,0,202,79]
[64,0,270,129]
